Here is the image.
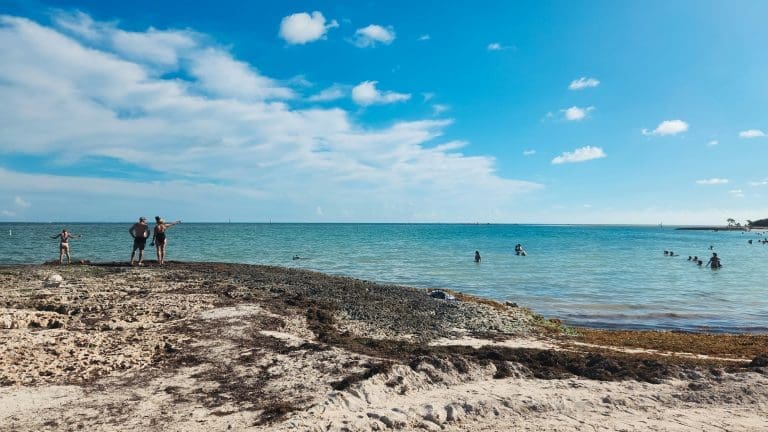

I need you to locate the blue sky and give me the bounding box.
[1,0,767,223]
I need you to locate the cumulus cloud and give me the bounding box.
[739,129,765,139]
[351,81,410,106]
[0,195,30,218]
[279,11,338,44]
[748,178,768,187]
[729,189,744,198]
[307,85,345,102]
[551,146,606,164]
[353,24,395,47]
[523,150,536,156]
[707,140,719,147]
[14,196,30,208]
[188,48,294,100]
[696,178,729,185]
[487,42,502,51]
[0,13,542,221]
[562,106,594,121]
[431,104,449,115]
[642,119,689,136]
[568,77,600,90]
[54,11,198,68]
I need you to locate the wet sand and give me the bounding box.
[1,262,767,431]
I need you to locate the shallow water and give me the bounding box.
[2,223,766,333]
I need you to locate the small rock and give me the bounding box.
[429,291,456,301]
[749,354,768,368]
[505,301,518,308]
[44,274,64,288]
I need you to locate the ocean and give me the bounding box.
[1,223,766,333]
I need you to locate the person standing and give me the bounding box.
[706,252,722,269]
[51,228,79,264]
[474,250,481,263]
[129,217,150,266]
[152,216,181,265]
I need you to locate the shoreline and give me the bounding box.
[1,262,767,430]
[20,259,768,335]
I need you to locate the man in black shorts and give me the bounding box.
[129,217,150,266]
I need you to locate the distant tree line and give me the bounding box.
[746,218,768,228]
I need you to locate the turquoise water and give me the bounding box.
[1,223,766,333]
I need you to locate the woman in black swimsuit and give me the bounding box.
[152,216,181,265]
[51,229,79,264]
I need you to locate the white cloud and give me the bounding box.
[431,104,449,115]
[729,189,744,198]
[307,85,345,102]
[568,77,600,90]
[353,24,395,47]
[14,196,30,208]
[696,178,729,185]
[188,48,295,100]
[418,34,430,41]
[562,106,594,121]
[53,11,198,68]
[523,150,536,156]
[111,28,197,66]
[52,10,101,40]
[707,140,719,147]
[0,13,542,222]
[642,119,689,136]
[487,42,502,51]
[351,81,410,106]
[0,210,14,217]
[749,178,768,187]
[551,146,606,164]
[279,11,338,45]
[739,129,765,139]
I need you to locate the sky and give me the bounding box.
[0,0,767,224]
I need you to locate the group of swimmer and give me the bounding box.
[664,250,722,269]
[52,215,181,266]
[474,243,527,262]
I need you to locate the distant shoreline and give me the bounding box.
[675,226,753,231]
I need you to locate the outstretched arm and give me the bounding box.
[51,233,61,239]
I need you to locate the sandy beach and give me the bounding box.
[1,262,767,431]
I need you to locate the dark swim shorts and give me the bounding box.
[133,237,147,251]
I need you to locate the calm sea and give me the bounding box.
[1,223,766,333]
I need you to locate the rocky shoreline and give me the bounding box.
[1,262,767,431]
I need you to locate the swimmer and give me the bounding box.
[474,250,481,263]
[706,252,722,269]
